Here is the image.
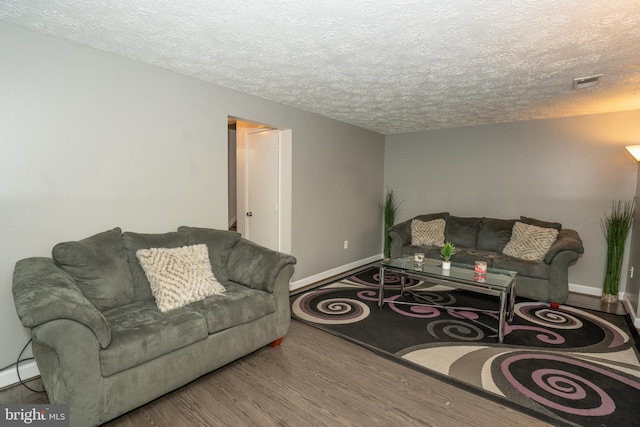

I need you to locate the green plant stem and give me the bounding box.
[601,199,635,296]
[382,189,402,258]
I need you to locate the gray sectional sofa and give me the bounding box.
[388,213,584,304]
[12,226,296,427]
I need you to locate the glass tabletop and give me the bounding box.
[381,256,516,290]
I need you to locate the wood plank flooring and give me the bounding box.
[0,292,630,426]
[0,377,47,405]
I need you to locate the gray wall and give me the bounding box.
[0,24,384,375]
[385,111,640,292]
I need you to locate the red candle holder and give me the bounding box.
[475,261,487,274]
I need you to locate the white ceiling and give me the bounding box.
[1,0,640,134]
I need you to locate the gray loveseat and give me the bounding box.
[389,213,584,304]
[12,226,296,427]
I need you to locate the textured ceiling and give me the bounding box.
[1,0,640,134]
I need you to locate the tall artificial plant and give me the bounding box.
[601,199,635,303]
[383,189,402,259]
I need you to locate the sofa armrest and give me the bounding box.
[389,219,413,258]
[226,239,297,293]
[389,219,412,246]
[13,257,111,348]
[544,229,584,264]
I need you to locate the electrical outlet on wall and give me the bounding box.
[344,240,349,249]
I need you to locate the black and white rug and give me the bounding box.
[291,267,640,427]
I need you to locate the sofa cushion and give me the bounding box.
[445,216,482,248]
[401,245,442,260]
[502,222,559,261]
[187,282,276,334]
[520,216,562,231]
[477,218,517,253]
[447,247,496,266]
[411,218,445,247]
[136,244,225,312]
[177,226,241,282]
[100,300,208,377]
[492,254,551,279]
[52,227,134,311]
[122,231,189,301]
[400,246,494,267]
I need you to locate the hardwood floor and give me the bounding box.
[0,292,630,426]
[0,377,47,405]
[565,291,628,315]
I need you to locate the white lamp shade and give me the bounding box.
[625,145,640,162]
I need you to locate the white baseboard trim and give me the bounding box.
[568,282,602,297]
[290,255,381,292]
[0,359,40,390]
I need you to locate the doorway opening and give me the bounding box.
[227,117,292,255]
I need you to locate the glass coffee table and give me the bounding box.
[378,256,517,343]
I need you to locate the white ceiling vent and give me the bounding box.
[572,74,603,90]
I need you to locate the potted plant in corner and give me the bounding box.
[382,189,402,259]
[601,199,635,303]
[441,241,456,269]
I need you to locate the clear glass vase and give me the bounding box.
[601,247,623,303]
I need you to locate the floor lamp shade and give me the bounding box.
[625,145,640,162]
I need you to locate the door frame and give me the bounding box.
[234,119,292,255]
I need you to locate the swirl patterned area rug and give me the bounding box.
[291,267,640,427]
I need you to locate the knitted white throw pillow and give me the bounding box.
[136,244,225,312]
[411,218,446,247]
[502,222,559,261]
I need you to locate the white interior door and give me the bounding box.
[245,129,279,250]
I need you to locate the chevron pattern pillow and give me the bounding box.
[137,244,225,312]
[502,221,559,261]
[411,218,446,247]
